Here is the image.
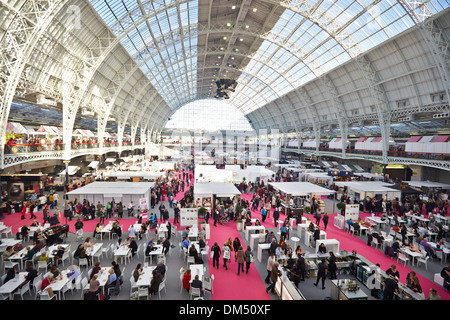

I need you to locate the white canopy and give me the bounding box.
[404,181,450,189]
[194,182,241,198]
[103,171,165,180]
[105,158,116,162]
[36,125,60,135]
[87,161,99,169]
[269,182,335,196]
[334,181,396,193]
[354,172,384,180]
[7,122,28,134]
[59,166,80,176]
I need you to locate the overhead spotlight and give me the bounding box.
[252,8,257,12]
[231,5,236,9]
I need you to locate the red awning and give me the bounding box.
[356,137,367,142]
[373,137,382,142]
[407,136,422,143]
[433,135,450,143]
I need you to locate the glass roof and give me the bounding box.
[91,0,450,117]
[231,0,450,114]
[91,0,198,110]
[164,99,254,131]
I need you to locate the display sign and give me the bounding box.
[180,208,198,226]
[139,198,148,210]
[345,204,360,221]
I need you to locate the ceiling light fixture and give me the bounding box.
[252,8,257,12]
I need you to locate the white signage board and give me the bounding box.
[181,208,198,227]
[345,204,360,221]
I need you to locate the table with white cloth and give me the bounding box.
[188,227,199,240]
[7,247,29,270]
[189,264,204,282]
[304,230,326,247]
[86,243,103,259]
[257,243,271,263]
[135,266,157,287]
[245,225,265,241]
[366,216,387,229]
[157,223,168,238]
[428,242,450,263]
[0,272,28,299]
[114,245,131,264]
[399,247,422,266]
[100,223,113,240]
[434,214,449,225]
[97,267,113,292]
[297,223,311,239]
[250,234,260,251]
[47,244,70,260]
[0,239,22,252]
[146,244,163,264]
[47,269,72,299]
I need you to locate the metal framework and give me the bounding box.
[1,0,449,171]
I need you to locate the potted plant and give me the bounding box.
[198,206,207,219]
[337,202,346,215]
[236,219,243,231]
[304,206,311,214]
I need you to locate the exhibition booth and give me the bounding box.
[65,181,154,208]
[269,182,336,215]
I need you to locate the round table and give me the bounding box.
[291,236,300,249]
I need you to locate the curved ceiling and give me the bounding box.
[0,0,449,141]
[91,0,449,117]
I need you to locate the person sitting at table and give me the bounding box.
[41,273,55,290]
[182,269,191,292]
[318,243,327,254]
[4,266,17,284]
[52,245,65,265]
[133,263,143,282]
[190,274,203,296]
[155,261,166,277]
[90,262,102,280]
[73,243,87,262]
[197,236,206,250]
[50,265,61,278]
[420,237,437,259]
[146,242,158,256]
[138,223,147,240]
[93,223,103,238]
[2,246,14,260]
[189,244,203,264]
[33,239,45,253]
[128,225,137,238]
[24,246,35,261]
[128,236,138,257]
[30,220,39,227]
[105,268,117,293]
[84,237,94,250]
[88,273,101,295]
[181,236,190,251]
[111,221,122,238]
[148,268,164,296]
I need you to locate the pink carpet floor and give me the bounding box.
[2,175,449,300]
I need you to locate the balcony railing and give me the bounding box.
[4,141,141,155]
[282,145,450,161]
